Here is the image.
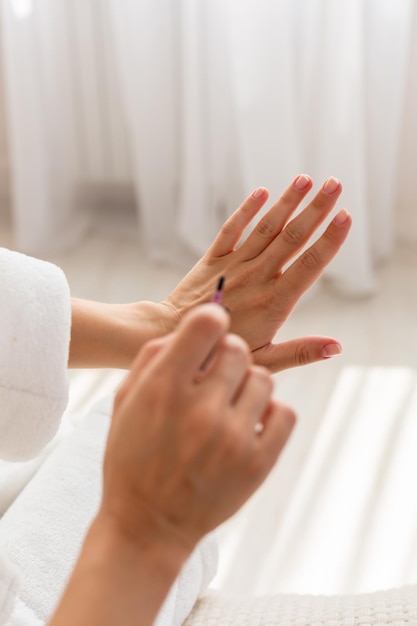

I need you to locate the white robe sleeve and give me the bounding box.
[0,248,71,462]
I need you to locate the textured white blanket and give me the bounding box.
[185,586,417,625]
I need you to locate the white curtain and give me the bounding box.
[1,0,417,293]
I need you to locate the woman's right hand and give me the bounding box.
[101,303,296,554]
[49,303,296,626]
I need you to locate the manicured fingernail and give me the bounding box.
[322,177,340,195]
[333,208,350,226]
[322,343,342,358]
[294,174,310,191]
[252,187,266,199]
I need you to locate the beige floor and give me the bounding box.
[2,216,417,598]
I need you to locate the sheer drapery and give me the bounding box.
[0,0,130,251]
[1,0,416,293]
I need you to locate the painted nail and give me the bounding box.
[294,174,310,191]
[252,187,265,199]
[322,177,340,195]
[322,343,342,358]
[333,208,350,226]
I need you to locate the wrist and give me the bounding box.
[89,507,191,580]
[115,300,179,367]
[69,299,179,369]
[50,509,190,626]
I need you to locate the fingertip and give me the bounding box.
[252,186,269,200]
[332,208,351,227]
[322,342,342,358]
[184,302,230,334]
[222,332,251,355]
[322,176,342,195]
[293,174,312,191]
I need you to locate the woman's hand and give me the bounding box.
[52,305,295,626]
[69,176,351,372]
[162,175,352,372]
[102,303,295,552]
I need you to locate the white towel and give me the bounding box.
[155,532,218,626]
[0,397,218,625]
[0,560,18,625]
[0,247,71,462]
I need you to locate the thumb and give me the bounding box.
[253,337,342,373]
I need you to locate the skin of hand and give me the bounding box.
[162,175,352,372]
[69,175,351,372]
[50,304,295,626]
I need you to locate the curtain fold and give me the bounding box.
[1,0,89,253]
[1,0,416,292]
[108,0,181,261]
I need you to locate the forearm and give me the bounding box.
[69,299,176,369]
[48,512,189,626]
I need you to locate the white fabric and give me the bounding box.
[0,441,60,517]
[185,586,417,626]
[0,397,218,626]
[0,247,70,461]
[2,1,417,292]
[156,531,218,626]
[0,247,71,625]
[0,561,18,626]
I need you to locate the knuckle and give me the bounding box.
[241,199,255,215]
[257,286,281,312]
[298,247,322,272]
[235,266,254,288]
[294,342,311,366]
[323,222,343,245]
[256,218,276,238]
[281,221,304,246]
[221,219,235,237]
[311,196,327,211]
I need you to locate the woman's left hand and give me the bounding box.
[69,175,351,372]
[161,174,351,373]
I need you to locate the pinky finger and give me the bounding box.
[254,400,296,471]
[252,336,342,373]
[209,188,269,257]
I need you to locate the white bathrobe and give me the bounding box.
[0,247,217,626]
